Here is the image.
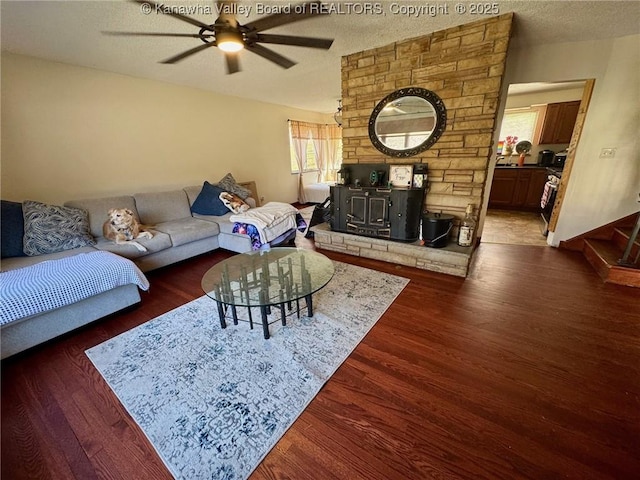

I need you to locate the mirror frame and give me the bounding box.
[368,87,447,158]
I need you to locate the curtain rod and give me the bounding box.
[287,119,339,126]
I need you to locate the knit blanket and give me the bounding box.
[0,251,149,325]
[230,202,299,244]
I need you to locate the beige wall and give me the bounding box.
[504,34,640,245]
[341,14,513,229]
[1,52,330,205]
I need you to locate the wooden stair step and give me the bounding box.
[583,239,640,287]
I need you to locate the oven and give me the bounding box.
[553,151,568,169]
[540,168,562,236]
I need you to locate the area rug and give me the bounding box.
[86,261,408,480]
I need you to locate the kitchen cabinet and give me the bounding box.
[490,169,519,207]
[524,169,549,209]
[538,101,580,144]
[489,167,548,211]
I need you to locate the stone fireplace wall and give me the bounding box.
[341,14,514,225]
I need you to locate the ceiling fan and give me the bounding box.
[103,0,334,74]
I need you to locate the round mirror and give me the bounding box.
[368,87,446,158]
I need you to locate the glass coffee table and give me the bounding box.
[201,248,335,339]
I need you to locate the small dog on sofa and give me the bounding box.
[103,208,153,252]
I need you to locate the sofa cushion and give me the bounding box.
[134,190,192,225]
[65,195,138,239]
[153,218,220,247]
[94,230,172,259]
[193,211,238,234]
[190,182,229,216]
[1,201,26,258]
[217,173,252,200]
[22,201,96,256]
[219,191,250,214]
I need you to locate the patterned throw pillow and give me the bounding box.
[219,191,250,214]
[191,181,230,216]
[22,200,96,256]
[217,173,252,200]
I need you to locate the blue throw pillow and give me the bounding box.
[1,200,27,258]
[191,181,230,216]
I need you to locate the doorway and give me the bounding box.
[483,80,589,246]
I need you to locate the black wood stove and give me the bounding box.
[330,185,425,242]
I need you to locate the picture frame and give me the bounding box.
[388,164,414,187]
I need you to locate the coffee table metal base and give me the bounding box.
[215,294,313,339]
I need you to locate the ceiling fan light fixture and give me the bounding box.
[334,99,343,127]
[217,30,244,52]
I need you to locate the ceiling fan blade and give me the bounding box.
[225,53,240,74]
[247,43,296,69]
[103,31,214,39]
[160,42,215,64]
[254,33,333,49]
[243,1,328,33]
[131,0,212,30]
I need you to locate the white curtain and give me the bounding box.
[324,124,342,182]
[288,120,309,204]
[311,125,326,183]
[289,120,343,202]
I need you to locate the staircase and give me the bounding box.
[560,213,640,288]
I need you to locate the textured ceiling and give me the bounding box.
[2,1,639,113]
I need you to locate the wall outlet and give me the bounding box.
[600,148,616,158]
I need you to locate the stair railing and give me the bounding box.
[618,210,640,267]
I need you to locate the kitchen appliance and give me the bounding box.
[537,149,555,167]
[421,212,454,248]
[553,151,568,169]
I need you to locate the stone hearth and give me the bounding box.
[310,223,473,277]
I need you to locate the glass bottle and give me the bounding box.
[458,204,476,247]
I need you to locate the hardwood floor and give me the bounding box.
[2,243,639,479]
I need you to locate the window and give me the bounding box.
[288,120,342,180]
[497,109,539,148]
[289,137,318,173]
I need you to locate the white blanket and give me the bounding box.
[304,182,333,203]
[230,202,299,244]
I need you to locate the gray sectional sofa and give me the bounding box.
[0,180,279,359]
